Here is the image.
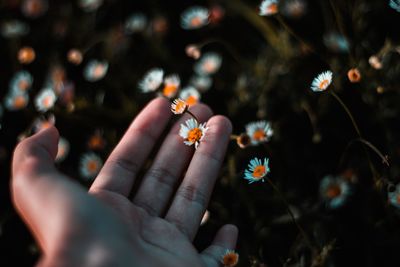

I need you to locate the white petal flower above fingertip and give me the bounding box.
[35,88,57,112]
[139,68,164,93]
[179,86,201,107]
[79,152,103,180]
[179,118,208,149]
[244,157,270,184]
[171,98,188,115]
[181,6,209,30]
[162,74,181,98]
[310,70,333,92]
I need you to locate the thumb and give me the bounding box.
[11,126,85,252]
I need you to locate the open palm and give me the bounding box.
[11,97,237,267]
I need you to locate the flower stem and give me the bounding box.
[266,179,314,250]
[185,110,199,122]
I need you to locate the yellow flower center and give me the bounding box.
[252,165,266,179]
[222,252,239,267]
[163,84,178,97]
[326,185,341,199]
[187,128,203,143]
[319,79,329,89]
[173,100,187,113]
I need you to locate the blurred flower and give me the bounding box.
[388,183,400,208]
[67,49,83,65]
[4,93,29,111]
[125,13,147,34]
[79,152,103,180]
[209,4,225,24]
[245,121,273,145]
[323,33,350,53]
[138,68,164,93]
[18,46,36,64]
[282,0,306,18]
[179,118,208,149]
[185,44,201,60]
[162,74,180,98]
[55,137,70,163]
[320,175,351,209]
[83,60,109,82]
[368,55,383,70]
[389,0,400,12]
[151,16,169,35]
[200,210,210,226]
[79,0,103,12]
[190,75,213,92]
[21,0,48,18]
[181,6,209,30]
[221,250,239,267]
[244,157,270,184]
[34,88,57,112]
[32,114,55,133]
[310,71,333,92]
[194,52,222,75]
[259,0,279,16]
[171,98,188,115]
[347,68,361,83]
[1,20,29,38]
[236,133,251,149]
[9,71,33,94]
[87,130,106,150]
[179,86,201,107]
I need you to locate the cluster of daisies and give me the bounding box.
[259,0,308,18]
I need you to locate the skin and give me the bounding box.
[11,97,238,267]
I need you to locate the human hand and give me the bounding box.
[11,97,238,267]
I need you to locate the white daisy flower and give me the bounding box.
[179,118,208,149]
[9,71,33,94]
[310,71,333,92]
[125,13,148,34]
[34,88,57,112]
[79,152,103,180]
[181,6,209,30]
[162,74,180,98]
[245,120,273,145]
[79,0,103,12]
[259,0,279,16]
[4,93,29,111]
[1,20,29,38]
[320,175,351,209]
[84,60,109,82]
[55,137,70,163]
[244,157,270,184]
[388,183,400,209]
[171,98,188,115]
[390,0,400,12]
[323,33,350,53]
[139,68,164,93]
[179,86,201,107]
[221,250,239,267]
[190,75,213,92]
[194,52,222,75]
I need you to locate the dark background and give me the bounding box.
[1,0,400,266]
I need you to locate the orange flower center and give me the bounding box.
[253,165,266,179]
[86,160,99,173]
[253,129,266,141]
[93,65,104,77]
[187,128,203,143]
[18,80,29,91]
[185,96,198,106]
[396,195,400,204]
[203,61,216,73]
[14,96,26,108]
[190,17,202,27]
[42,96,52,107]
[326,185,341,199]
[319,79,329,89]
[267,3,278,14]
[88,136,104,150]
[174,101,187,113]
[163,84,178,97]
[223,253,239,267]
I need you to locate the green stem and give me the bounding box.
[266,179,314,250]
